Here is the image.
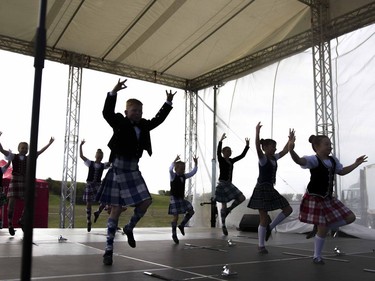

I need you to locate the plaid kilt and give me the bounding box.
[214,180,243,203]
[299,193,352,226]
[248,182,290,211]
[168,196,194,215]
[98,157,151,207]
[7,175,25,199]
[83,181,101,203]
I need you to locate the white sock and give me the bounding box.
[314,235,325,259]
[328,219,346,230]
[258,225,266,247]
[269,212,286,230]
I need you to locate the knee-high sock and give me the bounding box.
[228,199,241,212]
[328,219,347,230]
[269,212,287,230]
[171,222,177,235]
[221,209,226,226]
[86,208,91,222]
[126,208,145,230]
[7,210,14,227]
[258,225,266,247]
[98,204,105,213]
[314,235,325,259]
[106,218,118,251]
[180,213,193,227]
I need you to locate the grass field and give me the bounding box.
[48,193,172,228]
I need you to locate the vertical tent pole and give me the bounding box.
[211,85,218,227]
[21,0,47,280]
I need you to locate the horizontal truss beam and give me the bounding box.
[0,2,374,91]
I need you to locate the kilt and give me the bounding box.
[98,157,151,207]
[168,196,193,215]
[83,181,101,203]
[299,193,352,226]
[214,180,243,203]
[7,175,25,199]
[248,182,290,211]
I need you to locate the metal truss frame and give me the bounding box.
[1,2,374,226]
[0,2,374,91]
[59,65,82,228]
[184,90,198,203]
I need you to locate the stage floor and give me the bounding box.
[1,226,375,281]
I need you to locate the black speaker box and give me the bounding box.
[238,214,271,232]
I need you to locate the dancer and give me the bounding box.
[168,155,198,244]
[99,78,175,265]
[79,140,110,232]
[248,122,292,254]
[0,159,11,229]
[288,130,367,264]
[0,132,54,235]
[215,133,249,235]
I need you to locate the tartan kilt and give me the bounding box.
[168,196,194,215]
[299,193,352,226]
[214,180,243,203]
[98,157,151,207]
[83,181,101,203]
[7,175,25,199]
[248,182,290,211]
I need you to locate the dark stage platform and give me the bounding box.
[1,227,375,280]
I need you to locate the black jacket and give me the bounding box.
[103,93,172,159]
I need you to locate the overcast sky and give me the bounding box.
[0,49,185,194]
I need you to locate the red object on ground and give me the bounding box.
[0,159,49,228]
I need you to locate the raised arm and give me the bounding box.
[37,137,54,156]
[217,133,226,158]
[79,139,88,162]
[278,135,290,159]
[166,89,177,103]
[255,122,264,159]
[338,155,368,176]
[186,155,199,178]
[0,131,9,157]
[288,129,307,166]
[103,79,127,126]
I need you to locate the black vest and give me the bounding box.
[86,161,105,183]
[12,154,27,176]
[170,174,186,198]
[307,156,336,198]
[257,156,277,185]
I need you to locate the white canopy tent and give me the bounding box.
[1,0,374,90]
[194,25,375,240]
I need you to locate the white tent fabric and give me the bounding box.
[193,24,375,240]
[0,0,373,87]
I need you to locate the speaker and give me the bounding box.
[238,214,271,232]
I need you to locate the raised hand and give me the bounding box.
[166,90,177,102]
[355,155,368,165]
[49,137,55,145]
[193,155,199,165]
[288,129,296,151]
[245,137,250,147]
[174,154,181,163]
[112,79,127,93]
[220,133,226,142]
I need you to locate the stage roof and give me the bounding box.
[0,0,375,91]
